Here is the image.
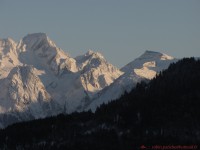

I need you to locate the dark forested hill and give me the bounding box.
[0,58,200,150]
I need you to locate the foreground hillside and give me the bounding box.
[0,58,199,150]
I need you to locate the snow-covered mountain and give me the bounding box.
[0,33,123,127]
[85,50,178,112]
[121,50,175,78]
[0,33,177,128]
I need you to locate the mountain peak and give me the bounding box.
[0,37,18,62]
[144,50,161,54]
[24,33,47,40]
[85,50,105,61]
[22,33,56,50]
[0,37,17,47]
[139,50,174,60]
[5,37,16,43]
[0,37,15,42]
[18,33,77,75]
[75,50,106,68]
[86,50,95,55]
[121,50,175,73]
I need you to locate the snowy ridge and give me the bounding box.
[85,50,177,112]
[121,50,174,73]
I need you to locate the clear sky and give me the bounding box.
[0,0,199,68]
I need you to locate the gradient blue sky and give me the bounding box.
[0,0,199,67]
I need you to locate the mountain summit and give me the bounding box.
[121,50,174,73]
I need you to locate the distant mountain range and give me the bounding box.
[0,33,177,128]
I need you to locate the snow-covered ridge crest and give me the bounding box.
[121,50,175,73]
[85,50,177,112]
